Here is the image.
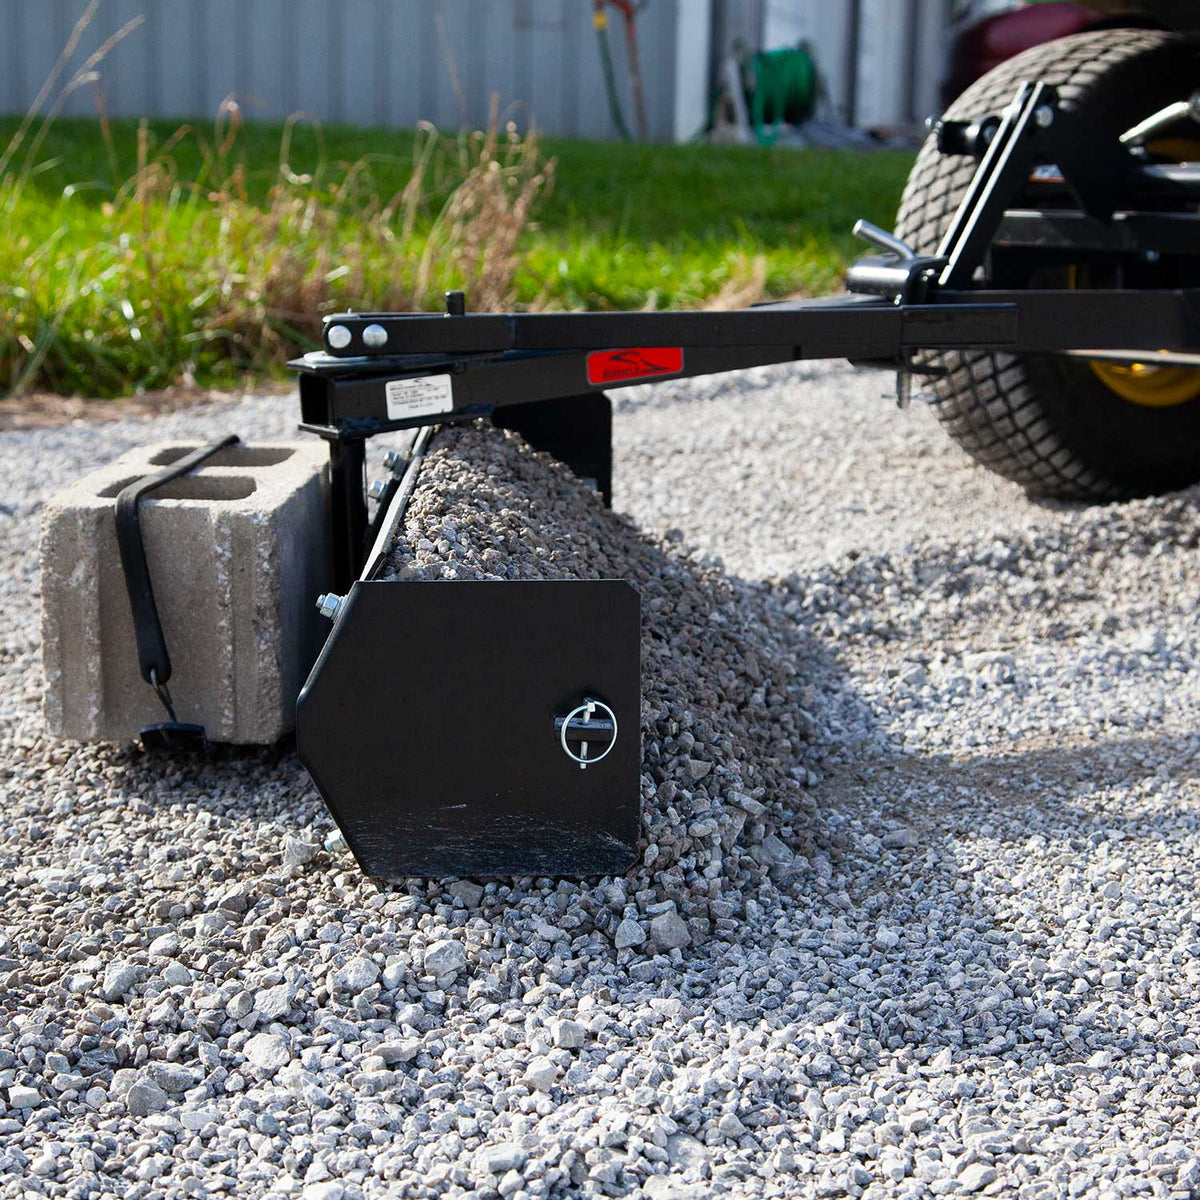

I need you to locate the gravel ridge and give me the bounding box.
[1,367,1199,1199]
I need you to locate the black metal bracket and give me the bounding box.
[935,81,1134,289]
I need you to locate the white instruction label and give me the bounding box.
[385,374,454,420]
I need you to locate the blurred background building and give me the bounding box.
[1,1,1195,144]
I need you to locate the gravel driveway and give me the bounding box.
[2,363,1199,1199]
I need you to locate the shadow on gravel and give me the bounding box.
[845,732,1200,834]
[102,739,325,826]
[739,728,1200,1080]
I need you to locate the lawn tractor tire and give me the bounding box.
[896,28,1200,501]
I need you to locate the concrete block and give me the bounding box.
[41,440,331,744]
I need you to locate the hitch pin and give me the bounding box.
[853,219,916,262]
[579,699,595,769]
[557,698,618,769]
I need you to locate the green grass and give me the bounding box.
[534,136,914,308]
[0,113,912,397]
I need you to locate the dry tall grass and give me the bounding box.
[0,5,553,397]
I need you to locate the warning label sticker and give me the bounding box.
[385,374,454,421]
[587,347,684,386]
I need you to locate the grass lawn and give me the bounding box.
[0,114,913,396]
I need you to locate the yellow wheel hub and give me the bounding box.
[1067,181,1200,405]
[1088,358,1200,407]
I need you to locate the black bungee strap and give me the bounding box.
[114,434,240,751]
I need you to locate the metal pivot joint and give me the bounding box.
[848,219,944,305]
[934,113,1001,158]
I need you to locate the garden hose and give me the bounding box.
[593,6,633,142]
[750,47,817,146]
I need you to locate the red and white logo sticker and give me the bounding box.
[587,347,684,386]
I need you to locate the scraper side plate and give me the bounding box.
[297,580,641,879]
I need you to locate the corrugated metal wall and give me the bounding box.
[2,1,956,142]
[0,0,685,141]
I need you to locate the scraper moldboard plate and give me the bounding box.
[298,580,641,879]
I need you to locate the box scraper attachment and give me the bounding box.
[297,579,641,879]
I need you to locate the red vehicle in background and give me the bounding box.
[944,1,1200,107]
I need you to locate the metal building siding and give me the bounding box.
[855,0,949,128]
[3,0,686,141]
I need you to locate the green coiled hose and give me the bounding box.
[750,46,818,146]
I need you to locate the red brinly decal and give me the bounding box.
[587,347,684,385]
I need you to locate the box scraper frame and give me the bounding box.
[45,41,1200,880]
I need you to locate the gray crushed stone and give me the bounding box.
[384,421,823,893]
[1,364,1200,1199]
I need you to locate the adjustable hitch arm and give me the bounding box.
[291,81,1200,584]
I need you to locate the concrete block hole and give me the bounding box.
[149,445,295,468]
[98,475,257,501]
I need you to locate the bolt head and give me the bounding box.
[1034,105,1054,128]
[368,479,388,501]
[362,323,388,349]
[326,324,352,350]
[382,450,404,473]
[316,593,344,620]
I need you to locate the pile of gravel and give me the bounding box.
[383,422,824,902]
[2,367,1200,1200]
